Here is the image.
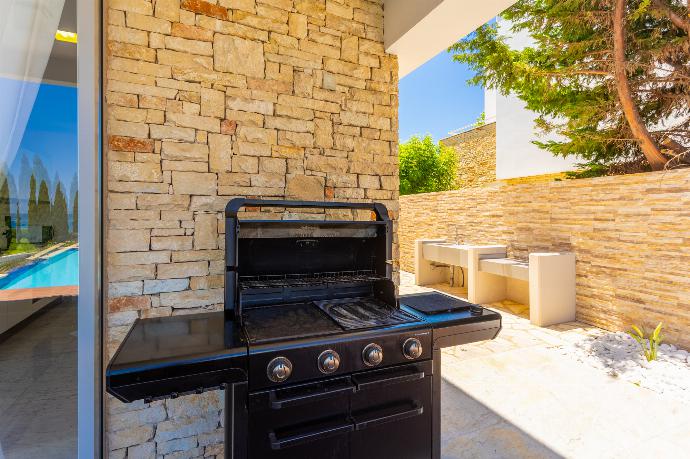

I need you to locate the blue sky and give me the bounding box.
[399,48,484,144]
[2,79,78,208]
[14,81,78,186]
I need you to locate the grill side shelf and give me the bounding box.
[107,367,247,404]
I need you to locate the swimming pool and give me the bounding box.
[0,249,79,290]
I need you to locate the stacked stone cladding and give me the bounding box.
[104,0,398,456]
[440,122,496,188]
[399,168,690,350]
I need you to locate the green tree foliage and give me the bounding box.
[449,0,690,173]
[399,135,457,195]
[473,112,486,128]
[72,191,78,238]
[37,180,51,240]
[0,171,12,248]
[28,174,37,228]
[0,173,10,225]
[0,172,10,250]
[15,203,20,243]
[52,182,69,242]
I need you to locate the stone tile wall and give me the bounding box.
[104,0,398,456]
[440,122,496,188]
[399,168,690,349]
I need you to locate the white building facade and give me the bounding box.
[486,19,579,180]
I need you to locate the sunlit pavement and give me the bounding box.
[399,271,690,458]
[2,281,689,458]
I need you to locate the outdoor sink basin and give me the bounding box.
[478,258,530,281]
[422,243,471,267]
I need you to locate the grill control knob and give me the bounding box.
[403,338,423,360]
[362,343,383,367]
[318,350,341,374]
[267,356,293,383]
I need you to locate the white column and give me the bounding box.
[528,253,576,326]
[467,246,507,304]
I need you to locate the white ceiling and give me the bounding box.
[45,0,77,85]
[384,0,518,78]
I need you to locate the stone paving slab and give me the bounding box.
[440,347,690,458]
[399,271,690,459]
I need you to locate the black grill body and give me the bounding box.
[106,199,502,459]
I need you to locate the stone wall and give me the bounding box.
[399,168,690,350]
[104,0,398,456]
[440,122,496,188]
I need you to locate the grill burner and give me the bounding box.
[315,297,419,330]
[239,270,385,290]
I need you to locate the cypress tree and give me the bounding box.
[37,180,51,241]
[28,174,37,228]
[0,174,10,250]
[0,175,10,226]
[52,182,69,242]
[15,202,20,242]
[72,191,78,238]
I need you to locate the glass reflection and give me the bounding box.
[0,0,78,457]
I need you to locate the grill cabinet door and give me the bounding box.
[248,376,354,459]
[350,361,433,459]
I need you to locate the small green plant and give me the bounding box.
[472,111,486,128]
[628,322,663,362]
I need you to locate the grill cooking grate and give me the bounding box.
[239,270,384,290]
[315,297,419,330]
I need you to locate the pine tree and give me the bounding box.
[72,191,78,238]
[37,180,52,241]
[449,0,690,173]
[52,182,69,242]
[28,174,37,228]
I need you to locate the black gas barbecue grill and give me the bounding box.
[107,199,502,459]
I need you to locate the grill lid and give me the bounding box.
[225,199,393,324]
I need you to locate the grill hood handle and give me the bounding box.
[225,198,390,222]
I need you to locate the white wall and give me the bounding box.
[0,297,54,334]
[484,87,496,122]
[490,19,578,179]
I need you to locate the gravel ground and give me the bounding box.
[555,331,690,403]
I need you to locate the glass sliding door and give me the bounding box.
[0,0,94,457]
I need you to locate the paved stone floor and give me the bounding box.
[3,281,689,458]
[0,298,76,459]
[399,272,690,458]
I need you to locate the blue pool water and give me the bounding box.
[0,249,79,290]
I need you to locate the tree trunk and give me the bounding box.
[613,0,668,170]
[651,0,690,34]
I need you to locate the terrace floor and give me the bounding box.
[398,271,690,458]
[0,297,76,459]
[1,280,688,458]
